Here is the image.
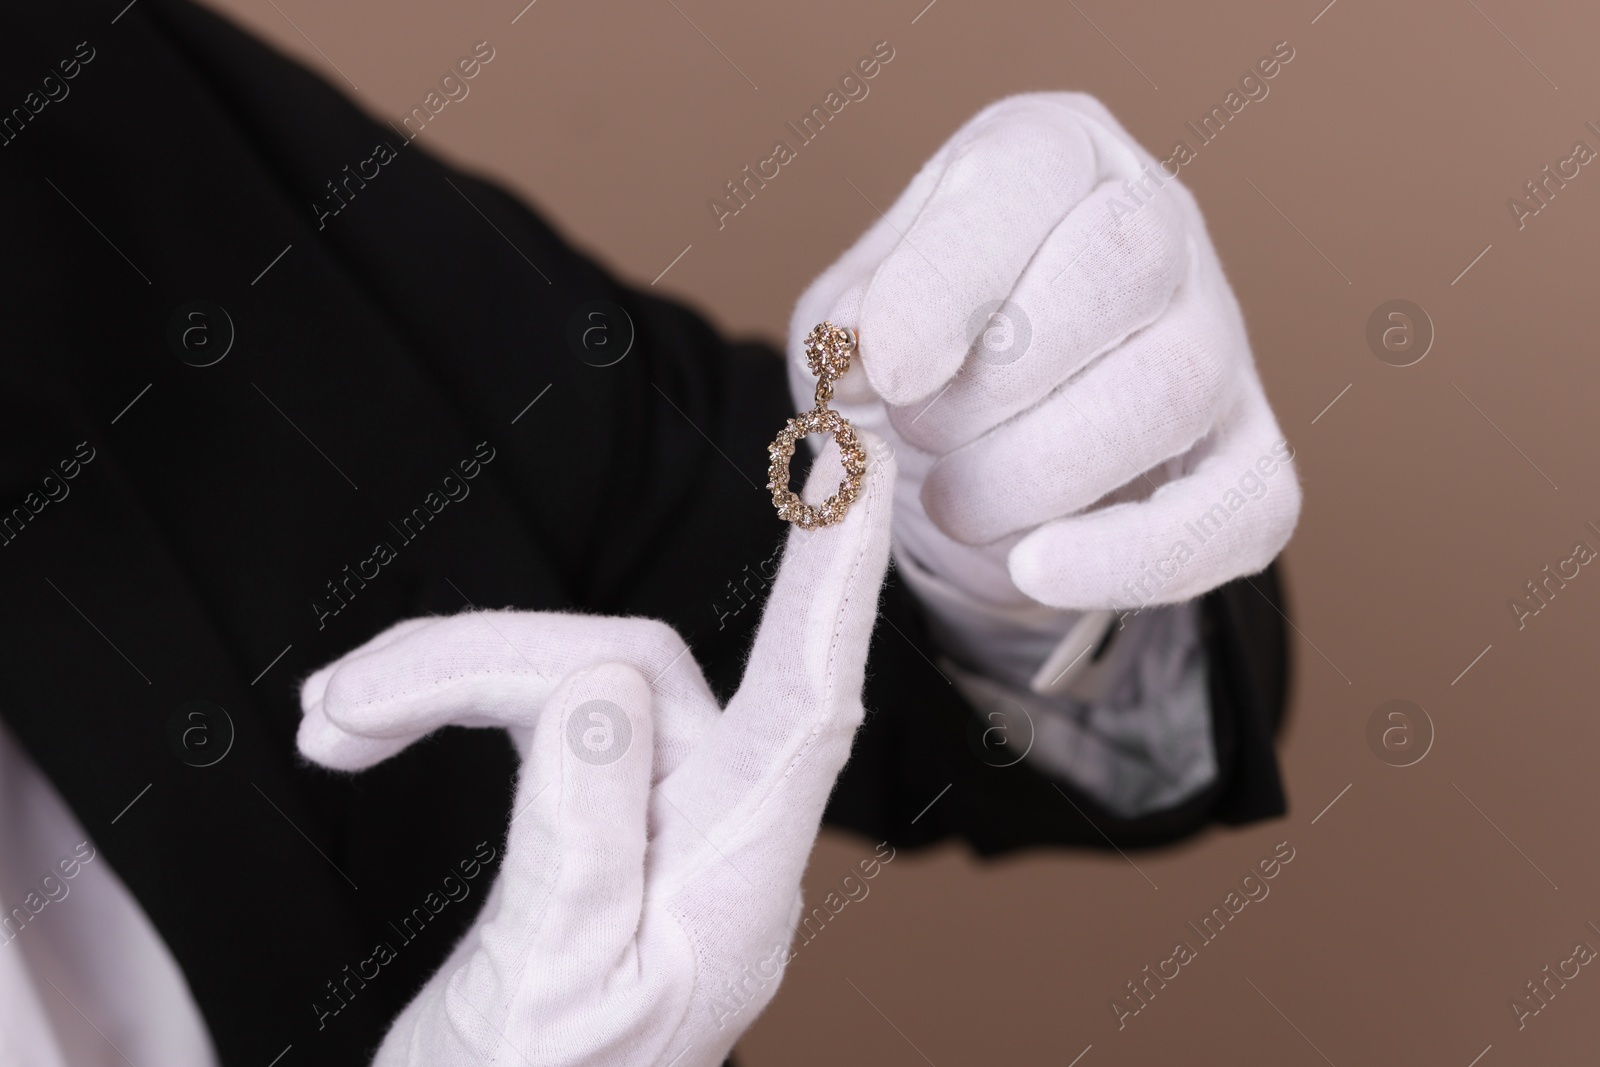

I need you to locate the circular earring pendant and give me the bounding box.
[768,323,867,529]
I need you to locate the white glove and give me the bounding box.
[297,441,894,1067]
[789,92,1300,623]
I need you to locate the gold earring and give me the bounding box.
[767,322,867,529]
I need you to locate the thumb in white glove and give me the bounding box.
[297,437,896,1067]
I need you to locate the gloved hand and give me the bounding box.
[789,92,1300,616]
[297,441,895,1067]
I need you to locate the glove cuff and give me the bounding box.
[893,542,1101,692]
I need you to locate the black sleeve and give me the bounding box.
[829,563,1291,856]
[0,2,1286,1063]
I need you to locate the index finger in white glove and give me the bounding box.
[1009,381,1300,610]
[296,616,445,770]
[298,612,719,775]
[654,433,896,881]
[300,616,434,712]
[621,434,897,1067]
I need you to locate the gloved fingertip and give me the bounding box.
[1006,532,1085,609]
[297,660,341,716]
[296,706,413,772]
[861,342,961,408]
[550,661,655,779]
[298,616,438,715]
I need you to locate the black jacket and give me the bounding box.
[0,2,1290,1062]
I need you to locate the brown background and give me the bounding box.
[200,0,1600,1061]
